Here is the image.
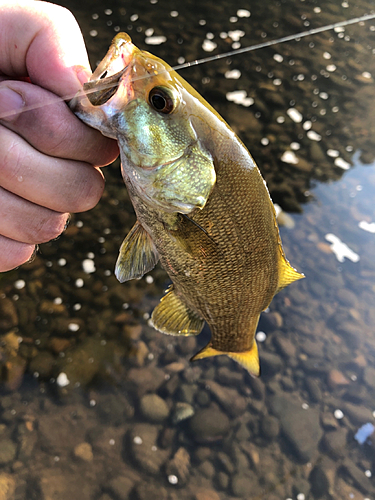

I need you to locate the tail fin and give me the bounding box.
[191,341,260,377]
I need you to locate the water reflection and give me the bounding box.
[1,0,375,498]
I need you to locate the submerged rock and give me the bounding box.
[189,405,230,443]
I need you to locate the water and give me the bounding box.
[1,0,375,499]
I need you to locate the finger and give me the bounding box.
[0,1,91,96]
[0,80,119,166]
[0,234,35,273]
[0,186,68,245]
[0,125,106,213]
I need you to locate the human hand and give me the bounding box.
[0,0,119,272]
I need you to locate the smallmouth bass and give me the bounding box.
[71,33,304,376]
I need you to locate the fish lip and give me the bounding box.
[83,33,135,106]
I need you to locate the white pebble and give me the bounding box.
[14,279,25,290]
[287,108,303,123]
[168,475,178,485]
[256,331,267,342]
[334,409,344,419]
[281,151,299,165]
[237,9,250,17]
[225,69,241,79]
[56,372,70,387]
[202,39,217,52]
[307,130,322,141]
[82,259,96,274]
[145,36,167,45]
[334,157,350,170]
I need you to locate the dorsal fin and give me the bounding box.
[115,221,159,282]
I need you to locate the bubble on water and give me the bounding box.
[82,259,96,274]
[327,149,339,157]
[68,323,80,332]
[229,16,238,23]
[290,142,300,150]
[307,130,322,141]
[145,275,154,284]
[325,234,359,263]
[170,10,178,17]
[228,30,245,41]
[53,297,62,305]
[226,90,254,107]
[90,30,98,37]
[314,7,321,12]
[168,475,178,484]
[133,436,143,445]
[75,278,84,288]
[130,14,138,22]
[261,138,269,146]
[276,116,285,124]
[362,71,372,79]
[359,221,375,233]
[273,78,282,86]
[73,303,81,311]
[273,54,283,63]
[326,64,337,72]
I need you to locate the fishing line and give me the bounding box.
[0,12,374,120]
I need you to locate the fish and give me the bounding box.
[71,32,304,377]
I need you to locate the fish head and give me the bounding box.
[71,33,216,213]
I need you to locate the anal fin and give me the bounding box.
[115,221,159,283]
[191,341,260,377]
[150,286,204,336]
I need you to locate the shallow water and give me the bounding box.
[1,0,375,499]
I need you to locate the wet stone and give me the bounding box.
[73,442,93,462]
[171,402,195,424]
[0,439,17,466]
[165,447,190,485]
[134,482,168,500]
[205,380,247,417]
[259,351,283,376]
[39,469,94,500]
[139,393,169,423]
[189,405,230,443]
[216,366,243,385]
[107,475,135,500]
[270,394,323,462]
[194,487,221,500]
[231,474,255,498]
[0,473,16,500]
[129,424,169,475]
[343,402,374,426]
[342,459,375,494]
[260,414,280,440]
[322,428,348,459]
[198,460,215,479]
[127,366,166,397]
[363,365,375,389]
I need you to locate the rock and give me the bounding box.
[204,380,247,417]
[134,482,168,500]
[322,428,348,459]
[29,351,55,379]
[0,298,18,330]
[231,474,254,497]
[305,378,322,403]
[309,462,334,498]
[216,366,243,385]
[0,439,17,466]
[273,336,296,358]
[342,459,375,494]
[343,402,374,426]
[217,471,229,490]
[171,402,195,424]
[259,352,283,376]
[363,366,375,389]
[194,487,221,500]
[198,460,215,478]
[327,369,350,389]
[107,475,135,500]
[189,405,230,443]
[260,414,280,440]
[0,473,15,500]
[127,367,166,397]
[73,442,93,462]
[165,447,190,485]
[269,394,323,462]
[129,424,169,475]
[139,394,169,423]
[39,469,94,500]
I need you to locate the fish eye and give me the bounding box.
[148,86,175,114]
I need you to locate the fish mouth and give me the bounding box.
[83,33,135,106]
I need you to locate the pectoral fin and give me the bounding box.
[150,286,204,336]
[276,244,305,293]
[191,341,260,377]
[115,221,159,282]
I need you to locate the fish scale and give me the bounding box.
[71,32,304,376]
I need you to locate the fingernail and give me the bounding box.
[0,87,25,121]
[74,66,92,86]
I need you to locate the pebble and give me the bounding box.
[171,402,195,424]
[231,473,255,497]
[322,428,348,459]
[0,473,16,500]
[270,394,323,462]
[189,405,230,443]
[0,439,17,466]
[107,475,135,500]
[129,424,169,474]
[139,394,169,423]
[204,381,247,417]
[73,442,94,462]
[194,487,221,500]
[165,447,190,485]
[260,414,280,440]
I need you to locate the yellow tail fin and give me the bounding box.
[191,341,260,377]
